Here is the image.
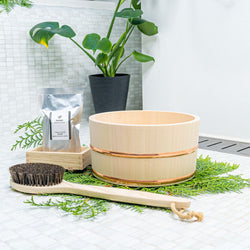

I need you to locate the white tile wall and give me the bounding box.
[0,3,142,137]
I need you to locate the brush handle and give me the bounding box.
[10,180,190,209]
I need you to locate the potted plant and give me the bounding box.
[29,0,158,113]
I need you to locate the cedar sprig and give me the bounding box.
[25,195,110,219]
[11,116,43,151]
[0,0,32,13]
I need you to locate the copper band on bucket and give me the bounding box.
[92,169,196,187]
[90,145,198,159]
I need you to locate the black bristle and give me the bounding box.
[9,163,65,186]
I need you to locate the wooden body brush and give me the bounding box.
[9,163,203,221]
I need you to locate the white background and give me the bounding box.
[142,0,250,141]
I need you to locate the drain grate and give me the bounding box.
[198,136,250,157]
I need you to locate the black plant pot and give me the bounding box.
[89,74,130,114]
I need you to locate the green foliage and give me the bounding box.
[129,18,146,25]
[29,0,158,77]
[29,22,76,49]
[138,22,158,36]
[24,156,249,219]
[25,195,110,219]
[63,157,250,197]
[115,8,143,18]
[0,0,32,13]
[82,34,113,55]
[96,53,108,66]
[132,50,155,63]
[131,0,141,10]
[83,33,101,52]
[11,116,43,151]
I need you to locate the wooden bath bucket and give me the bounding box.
[89,111,200,187]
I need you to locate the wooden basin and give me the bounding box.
[89,111,200,187]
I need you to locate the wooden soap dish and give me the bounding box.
[26,146,91,171]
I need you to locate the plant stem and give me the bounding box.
[116,53,132,72]
[106,0,123,39]
[113,25,134,74]
[124,25,135,45]
[69,38,105,75]
[107,31,127,66]
[103,64,108,77]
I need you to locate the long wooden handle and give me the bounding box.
[10,180,190,209]
[63,181,191,209]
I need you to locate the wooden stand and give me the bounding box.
[26,146,91,171]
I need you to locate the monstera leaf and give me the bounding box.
[137,22,158,36]
[97,38,112,54]
[130,18,147,25]
[138,21,158,36]
[115,8,143,19]
[132,51,155,63]
[132,0,141,10]
[30,22,76,49]
[95,53,108,66]
[82,33,112,54]
[82,33,100,52]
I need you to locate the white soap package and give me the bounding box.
[40,88,83,152]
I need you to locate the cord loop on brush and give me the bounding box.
[170,202,204,222]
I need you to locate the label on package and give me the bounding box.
[49,111,71,140]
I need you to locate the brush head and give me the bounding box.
[9,163,65,186]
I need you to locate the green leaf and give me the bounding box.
[96,53,108,66]
[83,35,112,54]
[97,38,112,54]
[112,44,125,58]
[138,22,158,36]
[30,22,60,32]
[132,0,141,10]
[111,46,124,71]
[82,33,101,52]
[132,51,155,63]
[115,8,143,19]
[30,22,76,49]
[129,18,147,25]
[30,22,59,48]
[54,25,76,38]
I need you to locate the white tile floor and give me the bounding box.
[1,124,249,250]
